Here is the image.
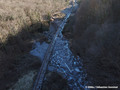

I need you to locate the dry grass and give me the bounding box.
[0,0,68,89]
[0,0,67,78]
[0,0,67,43]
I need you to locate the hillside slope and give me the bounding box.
[72,0,120,86]
[63,0,120,86]
[0,0,68,89]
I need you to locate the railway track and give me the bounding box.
[33,3,74,90]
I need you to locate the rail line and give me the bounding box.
[33,4,73,90]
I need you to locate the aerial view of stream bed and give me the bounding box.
[30,2,89,90]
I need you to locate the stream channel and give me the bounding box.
[30,2,89,90]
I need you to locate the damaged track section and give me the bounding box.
[33,4,73,90]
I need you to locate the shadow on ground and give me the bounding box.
[63,0,120,87]
[42,71,70,90]
[0,21,50,90]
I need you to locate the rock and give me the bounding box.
[75,68,80,72]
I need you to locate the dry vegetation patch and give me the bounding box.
[0,0,68,89]
[0,0,67,42]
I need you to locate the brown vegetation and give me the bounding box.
[73,0,120,86]
[0,0,67,43]
[0,0,68,89]
[64,0,120,86]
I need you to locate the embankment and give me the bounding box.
[63,0,120,86]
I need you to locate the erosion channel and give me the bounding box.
[30,2,88,90]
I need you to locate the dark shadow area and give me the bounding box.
[76,0,120,86]
[62,12,76,39]
[42,71,70,90]
[0,20,50,90]
[63,0,120,87]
